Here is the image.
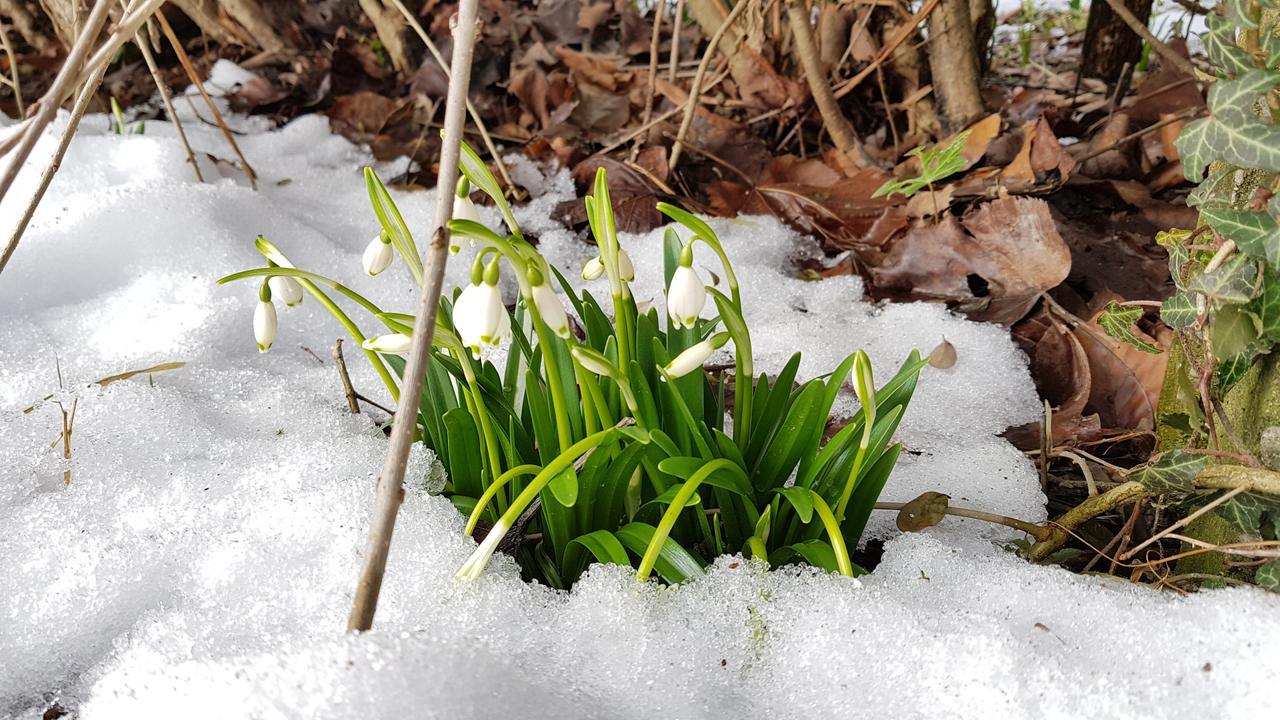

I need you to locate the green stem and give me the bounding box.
[810,491,855,577]
[457,348,505,513]
[636,459,742,580]
[464,464,541,535]
[532,315,574,452]
[497,429,624,531]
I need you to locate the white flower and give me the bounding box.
[618,247,635,281]
[456,518,507,580]
[268,276,303,307]
[582,256,604,280]
[667,263,706,329]
[362,333,413,355]
[571,346,618,379]
[453,193,482,224]
[453,277,511,358]
[362,233,394,276]
[531,281,570,338]
[662,332,730,379]
[254,299,277,353]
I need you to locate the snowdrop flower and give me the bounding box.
[453,192,482,225]
[662,332,730,379]
[363,231,394,276]
[667,244,706,329]
[528,268,570,338]
[362,333,413,355]
[254,282,277,353]
[453,258,511,358]
[571,346,619,379]
[582,256,605,280]
[617,247,635,281]
[268,275,303,307]
[457,518,506,580]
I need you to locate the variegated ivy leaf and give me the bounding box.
[1188,254,1261,304]
[1160,291,1198,330]
[1216,350,1259,393]
[1186,166,1242,209]
[1254,268,1280,341]
[1217,493,1267,535]
[1097,301,1161,354]
[1212,304,1268,393]
[1205,17,1256,78]
[1202,207,1280,264]
[1157,228,1194,286]
[1257,560,1280,591]
[1177,71,1280,181]
[1226,0,1261,30]
[1129,450,1209,504]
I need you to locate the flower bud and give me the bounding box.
[453,193,482,225]
[362,333,413,355]
[362,232,394,276]
[582,256,605,280]
[618,247,635,281]
[530,277,571,339]
[571,346,619,379]
[661,332,729,379]
[254,299,277,353]
[269,276,303,307]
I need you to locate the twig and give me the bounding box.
[355,393,396,415]
[1120,486,1246,561]
[334,339,361,414]
[155,12,257,189]
[668,0,687,83]
[1,51,110,275]
[386,0,517,197]
[0,0,112,207]
[873,501,1052,541]
[0,18,22,116]
[832,0,942,100]
[786,0,871,168]
[1073,106,1205,164]
[1097,0,1208,81]
[669,0,750,172]
[1055,449,1099,496]
[348,0,481,633]
[136,22,203,182]
[633,0,668,162]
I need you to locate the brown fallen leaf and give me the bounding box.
[927,338,957,369]
[896,492,950,532]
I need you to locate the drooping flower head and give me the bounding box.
[666,243,706,329]
[453,256,511,358]
[362,230,394,276]
[254,280,277,353]
[528,265,571,339]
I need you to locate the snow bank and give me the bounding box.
[2,74,1277,718]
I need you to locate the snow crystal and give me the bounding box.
[2,71,1278,719]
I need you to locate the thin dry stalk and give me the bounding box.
[668,0,687,83]
[0,0,112,207]
[832,0,942,99]
[348,0,483,633]
[669,0,750,172]
[0,46,110,274]
[334,338,361,415]
[633,0,668,162]
[155,12,257,189]
[1120,486,1247,561]
[786,0,871,168]
[386,0,516,196]
[0,19,23,115]
[136,23,203,182]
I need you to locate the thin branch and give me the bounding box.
[669,0,750,172]
[348,0,482,633]
[334,339,361,415]
[786,0,871,168]
[831,0,942,100]
[1120,486,1246,561]
[0,18,22,116]
[633,0,668,162]
[155,11,257,189]
[873,501,1052,541]
[668,0,687,83]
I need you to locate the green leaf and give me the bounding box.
[443,408,483,498]
[1256,560,1280,591]
[1216,493,1265,535]
[566,530,631,569]
[458,141,521,239]
[655,456,753,497]
[873,131,970,199]
[548,468,579,507]
[1201,208,1280,265]
[1097,301,1161,354]
[364,168,424,284]
[1253,268,1280,341]
[616,522,705,583]
[1225,0,1260,30]
[1178,70,1280,180]
[771,540,839,574]
[644,485,702,510]
[1160,292,1198,331]
[775,486,815,524]
[1205,17,1255,77]
[1188,255,1261,304]
[1129,450,1209,504]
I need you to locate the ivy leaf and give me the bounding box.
[1160,292,1199,330]
[1205,17,1256,78]
[1225,0,1260,30]
[1256,560,1280,591]
[1157,229,1194,287]
[1216,493,1266,535]
[1252,268,1280,341]
[1201,208,1280,264]
[1188,254,1261,304]
[1216,350,1259,393]
[1186,166,1242,209]
[1130,450,1209,504]
[1097,301,1161,354]
[1178,71,1280,180]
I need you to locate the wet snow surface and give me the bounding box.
[2,62,1278,719]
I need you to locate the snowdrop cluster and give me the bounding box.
[220,146,924,590]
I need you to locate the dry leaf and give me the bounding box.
[896,492,950,532]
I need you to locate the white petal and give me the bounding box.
[663,339,714,378]
[532,284,570,338]
[457,519,507,580]
[269,276,303,307]
[618,248,635,281]
[452,284,487,350]
[362,237,394,276]
[581,256,604,280]
[453,195,482,224]
[667,265,706,329]
[253,300,277,352]
[362,333,413,355]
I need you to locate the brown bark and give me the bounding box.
[969,0,994,73]
[1081,0,1154,81]
[926,0,983,132]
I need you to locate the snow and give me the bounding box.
[2,68,1279,719]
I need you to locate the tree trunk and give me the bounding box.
[969,0,994,73]
[1080,0,1154,81]
[926,0,983,132]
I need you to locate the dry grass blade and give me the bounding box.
[136,23,203,182]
